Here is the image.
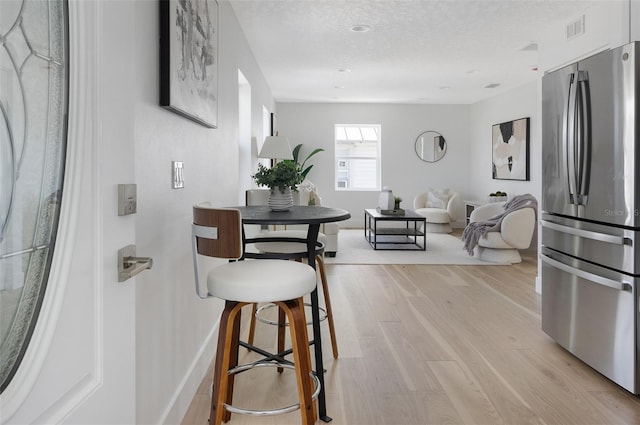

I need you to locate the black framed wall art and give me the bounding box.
[160,0,218,128]
[491,117,530,181]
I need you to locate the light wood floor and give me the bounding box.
[181,253,640,424]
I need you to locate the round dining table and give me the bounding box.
[232,205,350,422]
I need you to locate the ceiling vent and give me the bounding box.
[520,42,538,52]
[484,83,501,89]
[566,15,585,40]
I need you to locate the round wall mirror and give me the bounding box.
[415,131,446,162]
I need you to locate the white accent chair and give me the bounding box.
[468,201,536,264]
[413,189,460,233]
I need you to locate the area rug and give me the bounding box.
[324,229,507,265]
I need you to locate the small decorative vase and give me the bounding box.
[268,187,294,211]
[394,201,401,210]
[378,187,394,210]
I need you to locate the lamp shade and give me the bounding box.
[259,136,293,160]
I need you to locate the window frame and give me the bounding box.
[334,124,381,191]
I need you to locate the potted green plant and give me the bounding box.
[252,161,301,211]
[253,161,303,193]
[394,196,402,210]
[488,191,508,203]
[289,144,324,181]
[253,144,324,210]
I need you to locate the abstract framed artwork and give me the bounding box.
[160,0,218,128]
[492,117,530,181]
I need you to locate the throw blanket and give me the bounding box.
[462,194,538,255]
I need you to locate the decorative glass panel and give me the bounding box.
[0,0,68,393]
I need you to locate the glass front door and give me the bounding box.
[0,0,69,393]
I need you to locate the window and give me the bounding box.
[335,124,381,191]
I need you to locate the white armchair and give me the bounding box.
[413,189,460,233]
[468,201,536,263]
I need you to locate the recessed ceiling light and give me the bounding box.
[484,83,501,89]
[334,85,345,89]
[350,25,371,33]
[520,42,538,51]
[467,69,480,74]
[338,68,352,73]
[439,86,451,90]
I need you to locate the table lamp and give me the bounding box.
[259,136,293,160]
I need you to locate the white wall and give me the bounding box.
[276,94,539,230]
[132,1,273,424]
[275,103,471,227]
[468,81,541,205]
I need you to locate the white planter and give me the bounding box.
[378,187,394,210]
[488,196,508,203]
[269,187,294,211]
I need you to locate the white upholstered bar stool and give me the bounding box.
[192,205,319,425]
[245,189,339,359]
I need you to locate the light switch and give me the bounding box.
[172,161,184,189]
[118,184,137,216]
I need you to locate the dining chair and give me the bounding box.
[192,204,320,424]
[245,189,339,359]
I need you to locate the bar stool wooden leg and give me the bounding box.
[212,299,318,425]
[210,301,246,425]
[278,298,317,425]
[316,255,338,359]
[224,306,242,423]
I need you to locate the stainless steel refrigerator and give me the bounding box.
[541,41,639,394]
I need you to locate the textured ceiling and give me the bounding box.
[229,0,596,104]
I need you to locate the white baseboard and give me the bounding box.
[160,321,219,425]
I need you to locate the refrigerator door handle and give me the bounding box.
[575,70,591,205]
[541,220,630,245]
[563,72,578,205]
[541,254,632,292]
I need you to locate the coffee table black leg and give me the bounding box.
[406,221,410,244]
[373,218,377,249]
[364,211,367,243]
